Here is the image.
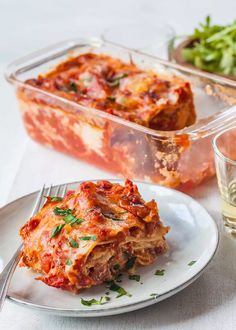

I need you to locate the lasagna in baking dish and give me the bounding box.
[17,52,197,188]
[19,180,169,292]
[25,53,196,131]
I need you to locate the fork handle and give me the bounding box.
[0,245,22,311]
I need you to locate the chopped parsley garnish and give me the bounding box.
[129,274,140,282]
[68,238,79,248]
[63,214,84,226]
[63,214,75,223]
[188,260,197,266]
[113,264,120,270]
[108,73,128,87]
[67,82,78,92]
[53,207,73,216]
[108,280,131,298]
[72,218,84,225]
[66,258,72,266]
[51,224,65,238]
[125,256,136,270]
[53,207,83,233]
[81,296,109,306]
[51,197,63,202]
[155,269,165,276]
[80,235,97,241]
[107,96,116,102]
[113,73,128,81]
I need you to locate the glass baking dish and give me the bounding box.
[5,38,236,189]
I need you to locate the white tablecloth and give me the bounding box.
[1,0,236,329]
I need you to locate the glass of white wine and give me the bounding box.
[213,126,236,237]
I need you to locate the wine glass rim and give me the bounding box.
[212,126,236,166]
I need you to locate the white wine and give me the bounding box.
[220,180,236,236]
[221,199,236,228]
[213,126,236,238]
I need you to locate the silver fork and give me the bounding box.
[0,183,67,311]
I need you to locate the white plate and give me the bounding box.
[0,180,218,317]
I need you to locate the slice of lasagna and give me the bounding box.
[20,180,169,292]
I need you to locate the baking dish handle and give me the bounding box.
[189,105,236,139]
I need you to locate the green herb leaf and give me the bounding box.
[81,296,109,306]
[112,73,128,81]
[51,197,63,202]
[53,207,73,216]
[102,212,123,221]
[188,260,197,266]
[63,214,75,223]
[63,214,84,225]
[181,17,236,75]
[68,238,79,248]
[66,258,72,266]
[155,269,165,276]
[51,224,65,238]
[108,73,128,87]
[106,96,116,102]
[68,82,78,92]
[108,281,131,298]
[80,235,97,241]
[113,264,120,270]
[129,274,140,282]
[125,256,136,270]
[71,217,84,225]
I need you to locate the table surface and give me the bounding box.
[1,0,236,329]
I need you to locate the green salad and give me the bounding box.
[182,16,236,75]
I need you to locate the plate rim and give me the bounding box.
[0,179,219,316]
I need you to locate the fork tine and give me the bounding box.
[61,184,67,197]
[55,185,60,196]
[45,184,53,197]
[30,184,46,217]
[54,184,67,198]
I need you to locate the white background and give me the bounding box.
[1,0,236,329]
